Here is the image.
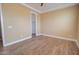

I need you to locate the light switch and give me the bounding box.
[8,26,13,29]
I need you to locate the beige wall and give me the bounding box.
[0,4,2,40]
[2,4,41,45]
[40,6,78,39]
[1,3,79,46]
[77,5,79,44]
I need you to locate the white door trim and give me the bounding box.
[0,4,6,47]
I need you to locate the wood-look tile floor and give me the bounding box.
[0,35,79,55]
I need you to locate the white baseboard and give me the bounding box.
[41,33,76,42]
[36,33,42,36]
[75,40,79,48]
[41,33,79,48]
[4,36,32,47]
[3,34,79,48]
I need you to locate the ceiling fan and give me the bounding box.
[41,3,44,6]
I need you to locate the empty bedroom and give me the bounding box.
[0,3,79,55]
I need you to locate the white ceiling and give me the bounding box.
[25,3,77,13]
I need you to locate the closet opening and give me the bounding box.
[31,13,37,37]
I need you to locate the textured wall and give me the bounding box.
[40,6,78,39]
[2,4,32,44]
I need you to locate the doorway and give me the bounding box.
[0,15,3,47]
[31,13,37,37]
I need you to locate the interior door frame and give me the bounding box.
[30,11,38,36]
[0,4,6,47]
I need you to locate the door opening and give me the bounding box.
[0,15,3,47]
[32,13,36,37]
